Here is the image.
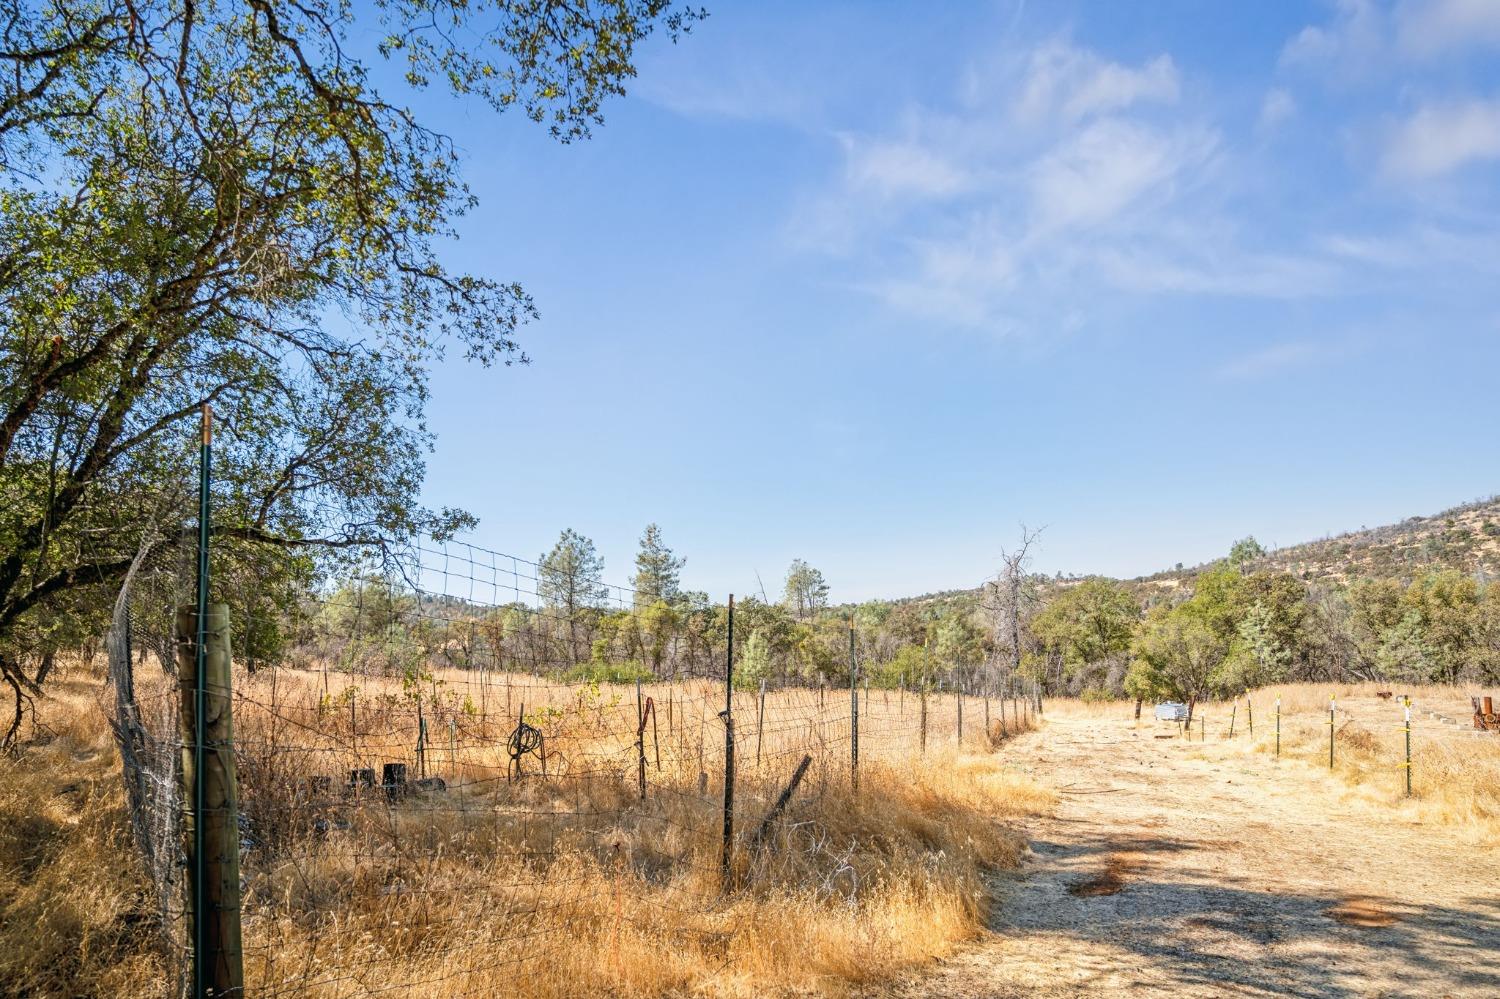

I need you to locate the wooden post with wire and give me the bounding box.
[416,700,427,780]
[636,679,648,800]
[720,595,736,888]
[1246,693,1253,738]
[957,687,964,746]
[848,617,859,792]
[1275,696,1281,759]
[756,679,766,768]
[177,603,243,999]
[920,642,930,754]
[1329,695,1336,770]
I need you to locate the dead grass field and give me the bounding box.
[875,693,1500,998]
[1106,683,1500,844]
[14,672,1495,998]
[0,661,1050,999]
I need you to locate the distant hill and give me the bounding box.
[1143,496,1500,587]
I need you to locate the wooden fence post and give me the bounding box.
[919,681,928,755]
[176,604,243,997]
[636,679,647,800]
[1329,695,1336,770]
[756,679,766,768]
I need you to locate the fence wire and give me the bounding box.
[104,536,1030,998]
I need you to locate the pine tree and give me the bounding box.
[632,524,685,605]
[782,560,830,620]
[539,529,606,663]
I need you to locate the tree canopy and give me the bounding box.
[1030,577,1139,678]
[0,0,700,742]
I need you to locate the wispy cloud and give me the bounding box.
[794,38,1337,330]
[1217,341,1341,380]
[1029,119,1215,232]
[781,16,1500,335]
[1012,42,1180,124]
[1396,0,1500,57]
[1097,245,1342,299]
[1281,0,1384,76]
[1258,88,1297,132]
[1282,0,1500,74]
[839,136,972,199]
[1383,98,1500,178]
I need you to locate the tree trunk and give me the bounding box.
[34,650,56,686]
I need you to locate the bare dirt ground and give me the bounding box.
[869,713,1500,999]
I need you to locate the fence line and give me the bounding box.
[106,533,1040,998]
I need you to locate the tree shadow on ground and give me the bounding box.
[990,834,1500,997]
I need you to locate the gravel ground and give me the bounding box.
[866,712,1500,999]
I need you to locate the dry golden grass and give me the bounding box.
[1049,683,1500,843]
[0,675,169,998]
[0,663,1051,999]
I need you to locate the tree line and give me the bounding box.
[269,528,1500,707]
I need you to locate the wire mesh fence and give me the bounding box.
[103,534,1036,998]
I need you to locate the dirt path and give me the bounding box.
[872,713,1500,998]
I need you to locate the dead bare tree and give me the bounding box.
[984,525,1044,699]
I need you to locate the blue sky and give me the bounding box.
[413,0,1500,602]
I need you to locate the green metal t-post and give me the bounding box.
[721,595,735,888]
[848,618,859,793]
[1404,696,1412,798]
[193,405,211,999]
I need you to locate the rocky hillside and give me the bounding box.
[1145,495,1500,586]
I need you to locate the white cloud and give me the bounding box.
[1013,42,1180,124]
[1281,0,1384,73]
[1383,98,1500,178]
[1396,0,1500,56]
[1097,246,1341,299]
[840,136,971,199]
[853,213,1022,329]
[1320,224,1500,273]
[1282,0,1500,74]
[1217,342,1336,380]
[1029,119,1215,231]
[795,34,1429,332]
[1259,88,1297,131]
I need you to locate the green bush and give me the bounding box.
[561,660,655,685]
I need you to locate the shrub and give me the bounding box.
[562,660,655,685]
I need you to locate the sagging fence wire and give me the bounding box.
[104,531,1039,999]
